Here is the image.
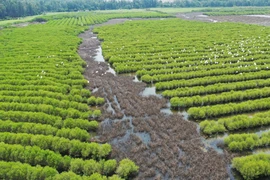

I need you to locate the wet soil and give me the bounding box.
[176,12,270,26]
[78,18,231,179]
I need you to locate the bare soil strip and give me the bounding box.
[78,19,230,179]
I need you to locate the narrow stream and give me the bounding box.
[94,46,116,76]
[96,65,153,147]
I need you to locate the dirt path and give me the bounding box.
[78,19,230,179]
[177,12,270,26]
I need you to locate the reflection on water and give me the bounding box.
[133,75,141,82]
[106,66,116,76]
[94,46,105,62]
[159,102,189,120]
[201,134,228,154]
[113,95,121,109]
[140,87,162,98]
[103,115,152,147]
[230,126,270,136]
[94,45,117,75]
[247,15,270,18]
[92,87,98,93]
[135,132,151,146]
[227,165,244,180]
[253,147,270,154]
[198,14,209,18]
[160,108,174,115]
[254,128,270,136]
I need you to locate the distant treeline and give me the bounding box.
[0,0,270,19]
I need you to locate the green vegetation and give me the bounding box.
[94,17,270,179]
[2,6,270,179]
[171,87,270,108]
[116,159,139,179]
[0,161,58,180]
[200,7,270,16]
[0,161,123,180]
[164,79,270,99]
[0,15,41,26]
[0,12,68,26]
[188,97,270,120]
[232,154,270,180]
[224,131,270,151]
[0,11,175,179]
[0,132,111,159]
[200,110,270,135]
[150,7,207,13]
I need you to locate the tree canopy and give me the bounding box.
[0,0,270,19]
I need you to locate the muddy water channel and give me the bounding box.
[78,19,231,179]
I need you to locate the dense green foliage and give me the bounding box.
[116,159,139,179]
[200,7,270,16]
[224,131,270,151]
[1,7,269,179]
[94,17,270,179]
[0,132,111,159]
[94,18,270,118]
[232,154,270,180]
[188,97,270,120]
[0,0,160,19]
[200,110,270,135]
[0,161,58,180]
[0,11,176,179]
[0,161,123,180]
[171,87,270,108]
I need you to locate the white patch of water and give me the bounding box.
[247,15,270,18]
[140,87,162,98]
[198,14,209,18]
[94,46,105,62]
[106,66,116,76]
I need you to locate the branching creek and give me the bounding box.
[78,18,235,180]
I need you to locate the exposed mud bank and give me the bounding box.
[177,12,270,26]
[78,19,231,179]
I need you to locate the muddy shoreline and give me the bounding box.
[78,18,232,179]
[177,12,270,26]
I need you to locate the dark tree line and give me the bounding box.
[0,0,269,19]
[0,0,158,19]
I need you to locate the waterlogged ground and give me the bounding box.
[78,19,232,179]
[177,12,270,26]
